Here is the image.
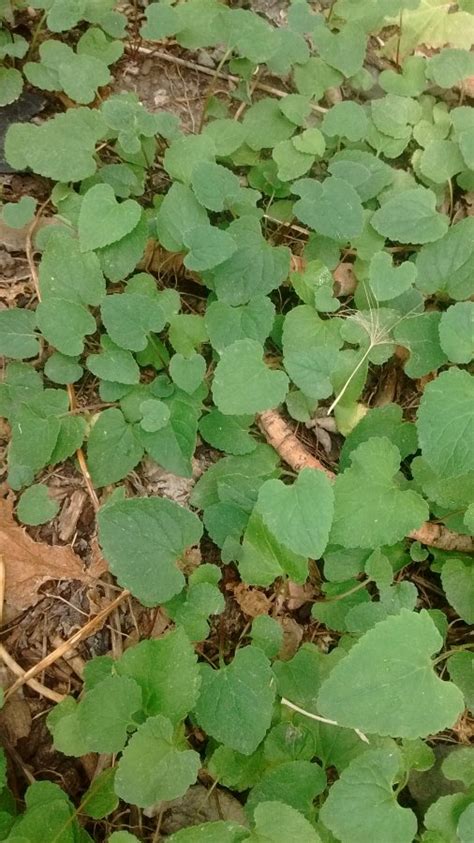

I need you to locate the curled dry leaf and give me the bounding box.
[233,582,271,617]
[0,498,94,621]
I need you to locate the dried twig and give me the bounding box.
[257,410,474,553]
[4,589,130,701]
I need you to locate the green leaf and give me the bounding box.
[273,644,324,710]
[109,834,141,843]
[78,675,142,752]
[243,98,295,151]
[98,495,203,604]
[439,302,473,364]
[208,744,265,792]
[87,408,143,487]
[293,177,364,242]
[273,140,315,182]
[441,559,474,624]
[77,26,124,65]
[292,127,326,156]
[442,746,474,788]
[331,438,428,549]
[250,615,283,659]
[371,94,420,139]
[417,368,474,479]
[167,822,246,843]
[322,102,368,142]
[87,337,140,385]
[139,398,170,433]
[205,297,275,353]
[212,340,288,415]
[328,150,393,202]
[371,187,449,244]
[458,804,474,843]
[17,484,59,526]
[202,118,246,156]
[427,48,474,87]
[156,183,209,252]
[247,760,326,818]
[239,509,308,587]
[320,748,417,843]
[312,22,367,77]
[393,312,448,378]
[78,185,141,252]
[369,251,417,301]
[447,653,474,713]
[256,469,334,559]
[138,395,199,477]
[199,410,256,456]
[81,769,118,819]
[379,55,427,96]
[44,352,83,385]
[36,298,96,356]
[39,228,105,306]
[195,646,276,755]
[191,161,241,211]
[1,196,36,229]
[340,405,417,471]
[115,715,200,807]
[0,309,39,359]
[424,792,473,843]
[183,224,237,271]
[0,66,22,106]
[294,56,343,100]
[101,293,166,352]
[250,801,322,842]
[5,108,105,182]
[318,610,465,738]
[116,627,201,721]
[191,445,278,510]
[312,579,371,633]
[419,139,465,184]
[164,133,215,184]
[416,218,474,300]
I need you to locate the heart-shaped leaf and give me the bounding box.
[293,177,364,242]
[78,184,141,252]
[169,353,206,394]
[212,339,288,415]
[139,399,170,433]
[257,468,334,559]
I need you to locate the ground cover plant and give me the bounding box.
[0,0,473,840]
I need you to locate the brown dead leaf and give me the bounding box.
[333,262,357,296]
[0,498,94,621]
[278,617,303,660]
[232,583,271,617]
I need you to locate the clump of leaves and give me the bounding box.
[0,0,473,840]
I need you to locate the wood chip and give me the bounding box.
[57,489,87,542]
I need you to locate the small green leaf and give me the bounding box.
[318,610,465,738]
[312,22,367,77]
[415,217,474,300]
[320,748,417,843]
[199,410,256,455]
[393,312,448,378]
[0,67,22,106]
[371,187,448,244]
[256,468,334,559]
[273,644,324,711]
[81,769,118,819]
[243,98,295,151]
[369,251,417,301]
[205,297,275,353]
[293,177,364,242]
[419,139,464,184]
[36,298,96,356]
[322,101,368,142]
[247,760,326,818]
[139,398,170,433]
[427,48,474,87]
[439,301,474,364]
[0,309,39,359]
[78,675,142,753]
[78,185,141,251]
[191,161,241,211]
[239,509,308,587]
[250,615,283,659]
[101,293,166,352]
[194,646,276,755]
[1,196,36,229]
[98,495,203,604]
[87,408,143,487]
[340,405,417,472]
[87,337,140,385]
[331,438,429,548]
[447,653,474,713]
[251,801,322,842]
[183,224,237,271]
[441,558,474,624]
[213,339,288,415]
[115,715,200,807]
[17,484,59,526]
[164,133,215,184]
[44,352,83,385]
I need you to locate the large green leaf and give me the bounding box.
[39,228,105,306]
[415,218,474,300]
[330,438,428,549]
[317,610,465,738]
[194,646,276,755]
[416,368,474,479]
[320,749,417,843]
[100,293,166,351]
[77,675,142,753]
[212,340,289,415]
[98,496,203,604]
[78,184,141,251]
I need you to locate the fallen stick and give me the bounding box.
[257,410,474,554]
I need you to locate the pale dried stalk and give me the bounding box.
[4,589,130,701]
[257,410,474,553]
[281,697,369,744]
